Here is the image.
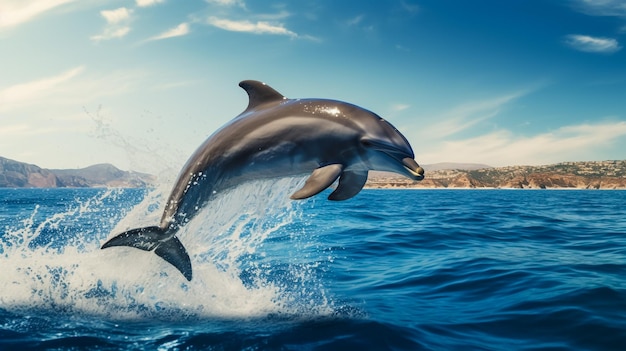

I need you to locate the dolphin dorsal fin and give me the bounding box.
[239,80,286,112]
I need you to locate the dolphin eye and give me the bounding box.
[361,139,372,147]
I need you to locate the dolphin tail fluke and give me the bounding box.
[101,226,193,281]
[154,236,192,281]
[101,226,165,251]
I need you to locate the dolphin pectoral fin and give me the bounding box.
[101,226,165,251]
[101,226,193,281]
[290,164,343,200]
[329,171,368,201]
[154,236,192,281]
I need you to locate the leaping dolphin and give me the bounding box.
[101,80,424,281]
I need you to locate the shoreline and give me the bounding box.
[364,186,626,190]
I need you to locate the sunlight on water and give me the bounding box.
[0,178,336,322]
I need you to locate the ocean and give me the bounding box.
[1,182,625,350]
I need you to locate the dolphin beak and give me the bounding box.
[402,157,425,180]
[364,138,425,181]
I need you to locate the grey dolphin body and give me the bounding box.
[101,80,424,281]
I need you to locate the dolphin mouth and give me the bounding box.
[402,157,425,180]
[365,139,424,181]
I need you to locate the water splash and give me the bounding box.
[0,179,336,322]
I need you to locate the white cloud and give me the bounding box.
[91,7,132,42]
[147,22,190,41]
[207,16,297,37]
[418,121,626,166]
[0,0,77,29]
[564,34,621,53]
[136,0,165,7]
[0,66,84,112]
[100,7,131,24]
[573,0,626,17]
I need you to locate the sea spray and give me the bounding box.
[0,179,338,322]
[0,188,146,318]
[179,177,336,317]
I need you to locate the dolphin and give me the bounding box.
[101,80,424,281]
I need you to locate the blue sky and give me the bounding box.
[1,0,625,173]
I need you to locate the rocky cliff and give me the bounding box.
[366,160,626,189]
[0,157,154,188]
[0,157,60,187]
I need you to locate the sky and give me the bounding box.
[1,0,626,174]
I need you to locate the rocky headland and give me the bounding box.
[367,160,626,190]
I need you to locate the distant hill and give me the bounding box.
[366,160,626,189]
[0,156,154,188]
[422,162,492,171]
[369,162,492,180]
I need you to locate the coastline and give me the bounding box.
[363,186,626,190]
[3,156,626,190]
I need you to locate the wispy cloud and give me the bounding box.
[0,124,65,137]
[91,26,131,41]
[205,0,245,7]
[0,66,148,115]
[0,66,84,112]
[572,0,626,17]
[151,80,199,91]
[342,14,375,33]
[346,15,365,27]
[564,34,621,53]
[418,91,529,139]
[0,0,77,30]
[391,103,410,112]
[399,1,419,15]
[136,0,165,7]
[91,7,132,42]
[256,10,291,21]
[419,121,626,166]
[147,22,190,41]
[207,16,297,38]
[0,124,30,137]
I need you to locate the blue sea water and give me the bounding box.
[1,183,625,350]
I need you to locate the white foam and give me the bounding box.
[0,178,336,321]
